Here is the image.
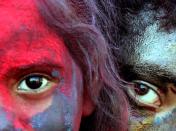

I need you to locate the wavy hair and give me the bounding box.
[35,0,128,131]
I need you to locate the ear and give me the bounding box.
[82,88,95,117]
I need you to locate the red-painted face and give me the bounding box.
[0,0,90,130]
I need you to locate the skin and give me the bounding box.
[118,4,176,130]
[0,0,92,130]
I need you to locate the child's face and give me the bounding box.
[0,0,85,130]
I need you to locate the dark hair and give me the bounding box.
[35,0,128,131]
[96,0,176,46]
[94,0,176,74]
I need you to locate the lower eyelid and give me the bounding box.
[127,81,162,108]
[128,90,161,109]
[13,76,64,99]
[15,82,59,99]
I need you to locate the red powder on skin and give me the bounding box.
[13,118,34,131]
[0,0,41,40]
[0,0,76,129]
[0,0,42,129]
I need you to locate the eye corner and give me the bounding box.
[127,80,162,109]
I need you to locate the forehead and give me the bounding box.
[0,0,71,74]
[0,0,47,40]
[119,7,176,81]
[0,0,37,21]
[0,0,65,51]
[137,22,176,72]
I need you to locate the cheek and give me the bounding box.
[129,114,154,130]
[29,86,83,131]
[152,108,176,129]
[0,89,78,130]
[129,108,176,131]
[30,90,74,131]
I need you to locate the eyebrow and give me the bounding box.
[123,64,176,84]
[4,59,62,80]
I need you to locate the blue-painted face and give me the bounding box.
[118,4,176,130]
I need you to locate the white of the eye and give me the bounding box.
[18,77,48,91]
[137,89,158,104]
[128,83,161,108]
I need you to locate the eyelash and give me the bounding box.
[13,72,63,99]
[18,72,53,83]
[126,80,162,109]
[4,67,63,98]
[18,69,57,79]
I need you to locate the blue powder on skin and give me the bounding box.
[154,117,163,125]
[51,70,60,78]
[31,90,73,131]
[0,108,23,130]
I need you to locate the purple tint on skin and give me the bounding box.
[51,70,61,78]
[31,63,80,131]
[0,107,22,131]
[0,108,14,130]
[31,90,73,131]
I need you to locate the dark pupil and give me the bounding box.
[25,76,43,89]
[134,84,149,95]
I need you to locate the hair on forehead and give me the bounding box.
[35,0,128,131]
[96,0,176,60]
[99,0,176,34]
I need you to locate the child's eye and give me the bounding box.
[16,74,57,95]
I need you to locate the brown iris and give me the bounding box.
[134,83,149,96]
